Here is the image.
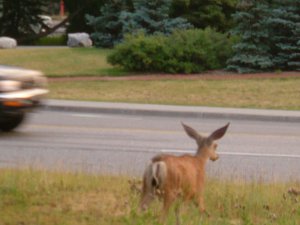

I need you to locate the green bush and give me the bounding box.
[107,28,234,74]
[34,36,67,46]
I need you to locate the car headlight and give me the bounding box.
[0,80,21,92]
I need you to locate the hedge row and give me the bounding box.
[107,28,234,74]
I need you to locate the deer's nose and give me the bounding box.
[211,154,219,161]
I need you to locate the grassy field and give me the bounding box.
[0,48,125,77]
[1,48,300,109]
[2,49,299,225]
[0,168,299,225]
[49,77,300,110]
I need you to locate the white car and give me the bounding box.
[0,65,48,131]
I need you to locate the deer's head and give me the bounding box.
[182,122,230,161]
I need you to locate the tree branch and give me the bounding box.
[17,7,84,43]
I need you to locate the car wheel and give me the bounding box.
[0,113,26,132]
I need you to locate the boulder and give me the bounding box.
[0,37,17,49]
[67,33,92,47]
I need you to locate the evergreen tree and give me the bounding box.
[87,0,192,48]
[227,0,274,73]
[65,0,106,33]
[121,0,192,35]
[227,0,300,72]
[170,0,238,32]
[86,0,130,48]
[268,0,300,70]
[0,0,47,40]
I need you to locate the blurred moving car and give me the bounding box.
[0,65,48,131]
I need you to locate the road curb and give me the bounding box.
[43,99,300,123]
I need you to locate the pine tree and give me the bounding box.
[87,0,192,48]
[268,0,300,70]
[0,0,47,39]
[65,0,106,33]
[227,0,300,73]
[121,0,192,35]
[226,0,274,73]
[86,0,130,48]
[170,0,238,32]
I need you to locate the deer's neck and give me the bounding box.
[195,154,209,168]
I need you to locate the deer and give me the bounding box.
[140,122,230,221]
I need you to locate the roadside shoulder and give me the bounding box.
[44,99,300,123]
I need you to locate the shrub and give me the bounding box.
[34,35,67,46]
[107,28,234,74]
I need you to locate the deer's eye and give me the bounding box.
[213,143,218,149]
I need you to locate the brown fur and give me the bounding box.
[140,122,230,219]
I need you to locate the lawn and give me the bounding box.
[1,48,300,110]
[1,49,300,224]
[0,169,299,225]
[49,77,300,110]
[0,48,125,77]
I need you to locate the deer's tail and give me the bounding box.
[150,161,167,190]
[140,161,167,210]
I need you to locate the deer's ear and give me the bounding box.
[209,123,230,141]
[181,122,201,141]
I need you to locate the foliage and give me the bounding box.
[227,0,300,73]
[267,0,300,71]
[226,1,273,73]
[86,0,192,48]
[170,0,239,32]
[64,0,106,33]
[86,0,130,48]
[108,28,234,73]
[121,0,193,36]
[45,0,60,15]
[0,0,47,40]
[34,35,67,46]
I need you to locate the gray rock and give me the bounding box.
[67,33,92,47]
[0,37,17,49]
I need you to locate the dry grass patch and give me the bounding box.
[0,169,299,225]
[0,169,129,225]
[49,77,300,110]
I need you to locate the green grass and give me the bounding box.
[49,77,300,110]
[0,169,299,225]
[1,48,299,110]
[0,48,126,77]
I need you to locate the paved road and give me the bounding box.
[0,110,300,181]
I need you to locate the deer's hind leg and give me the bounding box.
[160,190,178,222]
[196,194,210,217]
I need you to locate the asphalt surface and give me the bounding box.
[1,100,299,182]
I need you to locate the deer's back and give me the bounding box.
[152,154,205,198]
